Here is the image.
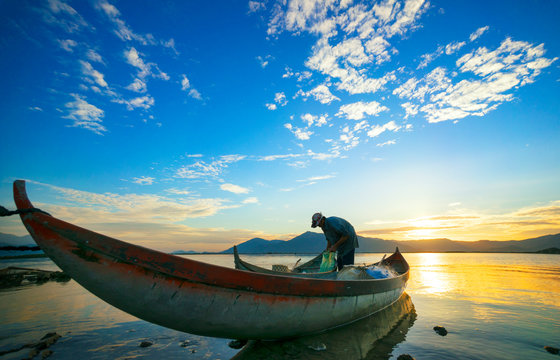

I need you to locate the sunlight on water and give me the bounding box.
[1,253,559,359]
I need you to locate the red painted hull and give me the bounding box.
[13,180,409,340]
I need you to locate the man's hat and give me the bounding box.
[311,212,323,228]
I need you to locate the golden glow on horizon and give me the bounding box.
[2,181,558,252]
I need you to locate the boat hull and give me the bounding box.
[13,180,409,340]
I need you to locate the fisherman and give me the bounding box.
[311,212,359,270]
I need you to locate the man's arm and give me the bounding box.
[329,235,348,252]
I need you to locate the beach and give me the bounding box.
[1,253,559,359]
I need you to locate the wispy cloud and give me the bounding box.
[256,55,272,68]
[180,74,202,100]
[86,49,104,64]
[63,94,106,135]
[395,38,557,123]
[296,84,340,104]
[80,60,108,87]
[58,38,77,52]
[360,200,560,240]
[113,95,155,110]
[132,176,155,185]
[44,0,90,33]
[469,26,489,42]
[377,139,396,147]
[220,183,250,194]
[336,101,389,120]
[242,197,259,204]
[175,155,246,179]
[270,0,428,95]
[284,123,313,140]
[296,174,335,185]
[248,1,265,14]
[368,120,401,138]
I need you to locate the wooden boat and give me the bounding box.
[233,245,337,278]
[12,180,410,340]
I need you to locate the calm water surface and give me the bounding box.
[0,253,558,359]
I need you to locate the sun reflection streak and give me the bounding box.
[412,253,453,296]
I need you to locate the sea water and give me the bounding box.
[0,253,558,359]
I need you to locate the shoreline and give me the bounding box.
[2,249,559,261]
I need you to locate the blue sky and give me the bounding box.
[0,0,559,251]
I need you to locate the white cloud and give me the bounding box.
[132,176,154,185]
[301,113,327,127]
[114,95,155,110]
[128,96,154,110]
[258,153,303,161]
[446,41,466,55]
[336,101,389,120]
[86,49,104,64]
[367,120,401,138]
[64,94,106,135]
[189,88,202,100]
[175,155,245,179]
[376,139,396,147]
[34,181,232,223]
[284,123,313,140]
[393,67,451,102]
[180,74,202,100]
[44,0,89,33]
[274,92,288,106]
[80,60,108,87]
[401,102,419,119]
[297,84,340,104]
[269,1,428,95]
[221,183,250,194]
[248,1,266,13]
[58,39,77,52]
[126,78,147,93]
[266,103,277,110]
[469,26,489,42]
[97,0,154,45]
[181,74,190,90]
[165,188,191,196]
[297,174,335,183]
[401,38,558,123]
[242,197,259,204]
[256,55,271,68]
[125,48,150,78]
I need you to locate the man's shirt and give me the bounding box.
[322,216,359,256]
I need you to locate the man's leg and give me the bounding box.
[337,249,355,270]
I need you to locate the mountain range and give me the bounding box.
[221,232,560,254]
[2,231,559,255]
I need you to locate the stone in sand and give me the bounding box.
[433,326,448,336]
[397,355,415,360]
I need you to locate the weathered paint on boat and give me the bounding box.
[13,180,409,340]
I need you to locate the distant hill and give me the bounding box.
[223,232,560,254]
[0,232,35,247]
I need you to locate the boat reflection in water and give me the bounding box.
[232,292,416,360]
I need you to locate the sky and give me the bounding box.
[0,0,559,252]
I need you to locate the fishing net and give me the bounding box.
[319,251,337,272]
[336,264,398,280]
